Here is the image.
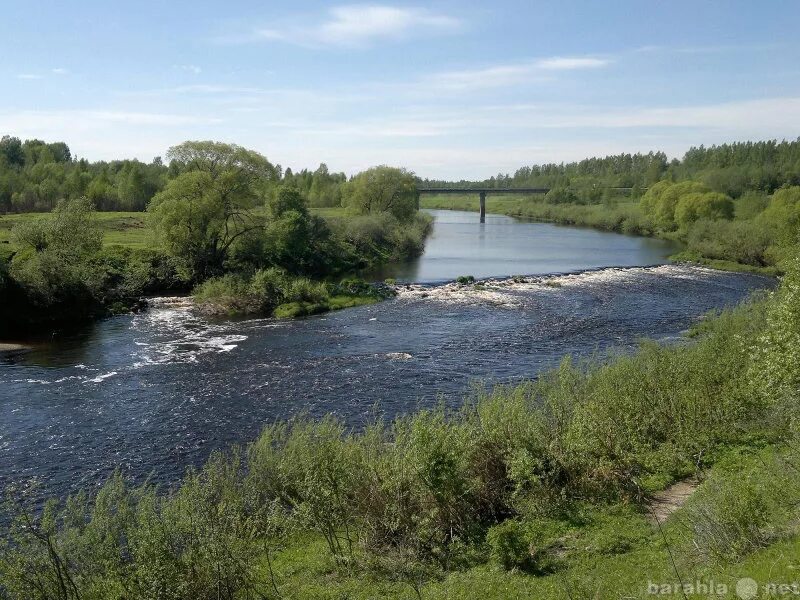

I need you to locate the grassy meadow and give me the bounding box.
[0,207,350,252]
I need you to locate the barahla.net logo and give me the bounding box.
[647,577,800,597]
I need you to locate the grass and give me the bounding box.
[216,442,800,599]
[272,295,379,318]
[0,207,350,252]
[0,211,151,249]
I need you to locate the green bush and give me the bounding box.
[736,191,770,219]
[685,219,771,266]
[486,521,531,570]
[674,191,734,227]
[545,187,579,205]
[640,181,710,229]
[683,447,800,564]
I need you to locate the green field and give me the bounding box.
[0,207,351,252]
[419,193,639,220]
[0,211,150,249]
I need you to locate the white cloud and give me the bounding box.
[17,73,43,80]
[424,56,610,91]
[51,68,69,75]
[0,109,221,134]
[536,57,609,70]
[253,5,461,48]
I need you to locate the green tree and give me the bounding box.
[674,191,734,227]
[342,166,418,221]
[10,198,103,307]
[640,181,709,229]
[758,186,800,250]
[148,142,278,280]
[0,135,24,168]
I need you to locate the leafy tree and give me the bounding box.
[148,142,278,280]
[674,191,734,227]
[640,181,709,229]
[0,136,24,168]
[758,186,800,248]
[268,184,307,218]
[342,166,418,221]
[9,198,103,308]
[13,197,101,255]
[545,187,579,204]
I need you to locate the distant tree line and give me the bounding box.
[0,136,353,214]
[422,139,800,201]
[0,136,167,212]
[5,136,800,214]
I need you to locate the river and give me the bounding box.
[0,210,772,499]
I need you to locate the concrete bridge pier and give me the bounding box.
[479,191,486,223]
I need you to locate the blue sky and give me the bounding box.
[2,1,799,179]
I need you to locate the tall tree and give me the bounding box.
[342,166,418,221]
[148,141,279,280]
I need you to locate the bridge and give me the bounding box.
[417,187,550,222]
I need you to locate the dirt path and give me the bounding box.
[648,478,700,525]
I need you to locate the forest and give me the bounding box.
[422,139,800,198]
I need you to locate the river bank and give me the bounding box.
[419,196,782,276]
[0,206,788,598]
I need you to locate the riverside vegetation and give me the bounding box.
[2,138,800,597]
[3,138,800,335]
[1,253,799,598]
[422,140,800,275]
[0,141,431,334]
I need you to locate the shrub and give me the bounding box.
[683,448,800,564]
[486,520,530,570]
[736,191,770,219]
[674,191,734,227]
[750,256,800,402]
[544,187,579,205]
[685,219,771,266]
[640,181,710,229]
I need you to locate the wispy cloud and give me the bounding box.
[633,42,782,55]
[51,68,69,75]
[0,109,221,130]
[245,4,462,48]
[536,57,609,70]
[17,73,43,80]
[424,56,610,91]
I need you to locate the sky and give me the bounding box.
[2,0,800,179]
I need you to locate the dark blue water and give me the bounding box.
[0,211,772,498]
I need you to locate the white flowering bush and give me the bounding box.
[750,254,800,405]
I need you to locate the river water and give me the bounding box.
[0,210,772,498]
